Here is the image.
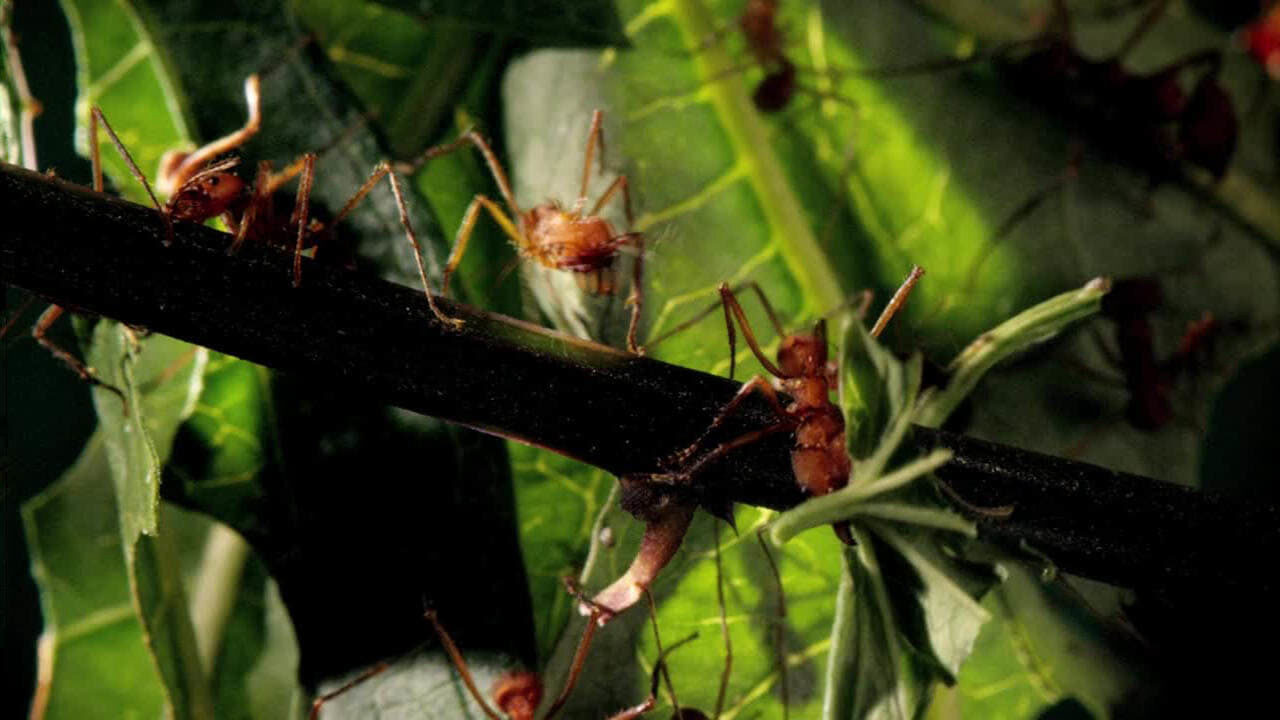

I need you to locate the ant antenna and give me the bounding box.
[869,265,924,339]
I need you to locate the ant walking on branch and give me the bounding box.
[587,268,924,620]
[397,110,647,352]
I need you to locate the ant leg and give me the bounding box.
[869,265,924,339]
[227,162,273,255]
[157,75,261,195]
[576,110,604,213]
[671,375,791,467]
[644,589,683,712]
[643,281,785,353]
[1113,0,1170,61]
[398,130,522,219]
[308,661,390,720]
[32,305,126,404]
[543,581,607,720]
[607,631,700,720]
[612,231,646,354]
[421,192,525,326]
[90,107,172,245]
[719,282,789,379]
[589,174,635,228]
[712,520,733,720]
[756,530,789,720]
[424,609,505,720]
[290,153,317,287]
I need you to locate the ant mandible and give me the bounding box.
[397,111,646,352]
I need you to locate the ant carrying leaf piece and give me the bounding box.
[398,110,647,350]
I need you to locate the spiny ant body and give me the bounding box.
[399,110,646,351]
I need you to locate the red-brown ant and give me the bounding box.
[588,269,923,620]
[873,0,1238,179]
[1096,276,1219,430]
[396,111,646,352]
[698,0,854,113]
[663,268,922,543]
[25,74,426,397]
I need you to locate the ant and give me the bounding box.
[697,0,855,113]
[661,268,923,544]
[588,269,923,621]
[874,0,1238,179]
[396,110,646,352]
[999,0,1237,179]
[24,73,430,394]
[1095,276,1219,430]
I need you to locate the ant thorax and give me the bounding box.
[522,203,620,278]
[739,0,784,67]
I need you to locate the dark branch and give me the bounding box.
[3,162,1276,594]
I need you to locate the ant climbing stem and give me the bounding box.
[396,110,647,352]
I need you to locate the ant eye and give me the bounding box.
[209,176,219,186]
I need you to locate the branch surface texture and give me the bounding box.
[3,163,1275,593]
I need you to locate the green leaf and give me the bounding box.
[915,278,1110,429]
[60,0,190,203]
[825,529,927,720]
[83,323,214,720]
[22,435,168,719]
[23,436,303,720]
[366,0,629,46]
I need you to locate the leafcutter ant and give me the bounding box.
[1096,276,1219,430]
[696,0,855,113]
[874,0,1238,180]
[397,110,646,352]
[586,268,923,621]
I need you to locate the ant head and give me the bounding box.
[673,709,711,720]
[777,323,827,377]
[169,167,246,223]
[492,670,542,720]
